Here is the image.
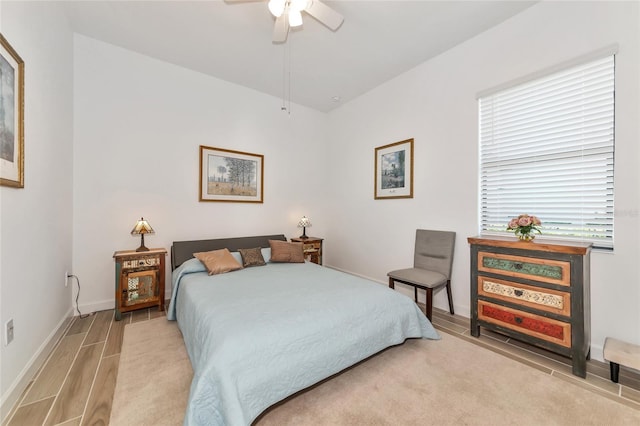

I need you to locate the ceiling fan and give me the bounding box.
[228,0,344,43]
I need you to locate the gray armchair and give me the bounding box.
[387,229,456,321]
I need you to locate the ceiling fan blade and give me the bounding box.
[304,0,344,31]
[272,13,289,43]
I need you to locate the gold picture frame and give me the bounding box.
[199,145,264,203]
[374,138,414,199]
[0,34,25,188]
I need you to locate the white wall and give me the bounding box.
[72,35,329,312]
[0,0,74,416]
[326,0,640,361]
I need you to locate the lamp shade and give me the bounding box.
[297,216,311,228]
[268,0,286,17]
[288,8,303,27]
[131,217,154,235]
[289,0,309,12]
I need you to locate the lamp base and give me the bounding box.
[135,234,150,252]
[299,227,309,239]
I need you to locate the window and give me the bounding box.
[479,54,615,249]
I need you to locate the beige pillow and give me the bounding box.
[238,247,266,267]
[193,248,243,275]
[269,240,305,263]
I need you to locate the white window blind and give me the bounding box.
[479,55,615,249]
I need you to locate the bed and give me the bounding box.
[168,234,440,426]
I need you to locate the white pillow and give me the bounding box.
[231,251,243,264]
[261,247,271,262]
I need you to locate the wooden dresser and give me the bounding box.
[468,236,591,377]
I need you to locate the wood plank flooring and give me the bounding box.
[4,308,165,426]
[4,306,639,425]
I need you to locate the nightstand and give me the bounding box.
[290,237,323,265]
[113,248,167,320]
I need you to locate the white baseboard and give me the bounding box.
[77,299,115,316]
[591,345,604,363]
[326,264,387,285]
[0,308,74,423]
[77,292,172,317]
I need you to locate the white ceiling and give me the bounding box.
[62,0,537,112]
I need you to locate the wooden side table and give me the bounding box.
[290,237,323,265]
[113,248,166,320]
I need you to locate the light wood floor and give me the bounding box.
[4,306,640,425]
[3,307,165,426]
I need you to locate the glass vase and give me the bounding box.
[517,232,534,241]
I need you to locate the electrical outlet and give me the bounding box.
[5,319,14,345]
[65,271,69,287]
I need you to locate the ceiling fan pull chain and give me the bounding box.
[281,43,287,112]
[288,37,292,115]
[280,36,292,115]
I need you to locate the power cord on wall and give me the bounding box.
[67,274,92,319]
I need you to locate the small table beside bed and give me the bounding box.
[168,234,440,426]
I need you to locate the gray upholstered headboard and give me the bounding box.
[171,234,287,270]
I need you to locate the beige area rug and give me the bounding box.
[110,318,192,426]
[111,318,640,425]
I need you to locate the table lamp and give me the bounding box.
[297,216,311,239]
[131,217,154,252]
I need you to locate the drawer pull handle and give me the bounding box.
[514,316,523,324]
[514,263,523,270]
[514,289,523,297]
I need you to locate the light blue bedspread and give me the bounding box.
[168,259,439,426]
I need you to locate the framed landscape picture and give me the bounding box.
[199,145,264,203]
[374,138,414,199]
[0,34,25,188]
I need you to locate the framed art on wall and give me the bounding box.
[374,138,414,199]
[199,145,264,203]
[0,34,25,188]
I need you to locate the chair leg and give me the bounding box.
[425,288,433,322]
[446,280,454,315]
[388,277,395,289]
[414,286,418,302]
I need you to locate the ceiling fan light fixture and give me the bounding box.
[289,0,310,12]
[288,8,303,27]
[268,0,286,17]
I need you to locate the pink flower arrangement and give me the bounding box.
[507,214,542,240]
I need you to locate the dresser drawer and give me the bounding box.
[303,242,320,252]
[120,254,162,270]
[478,276,571,317]
[478,251,570,286]
[478,300,571,347]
